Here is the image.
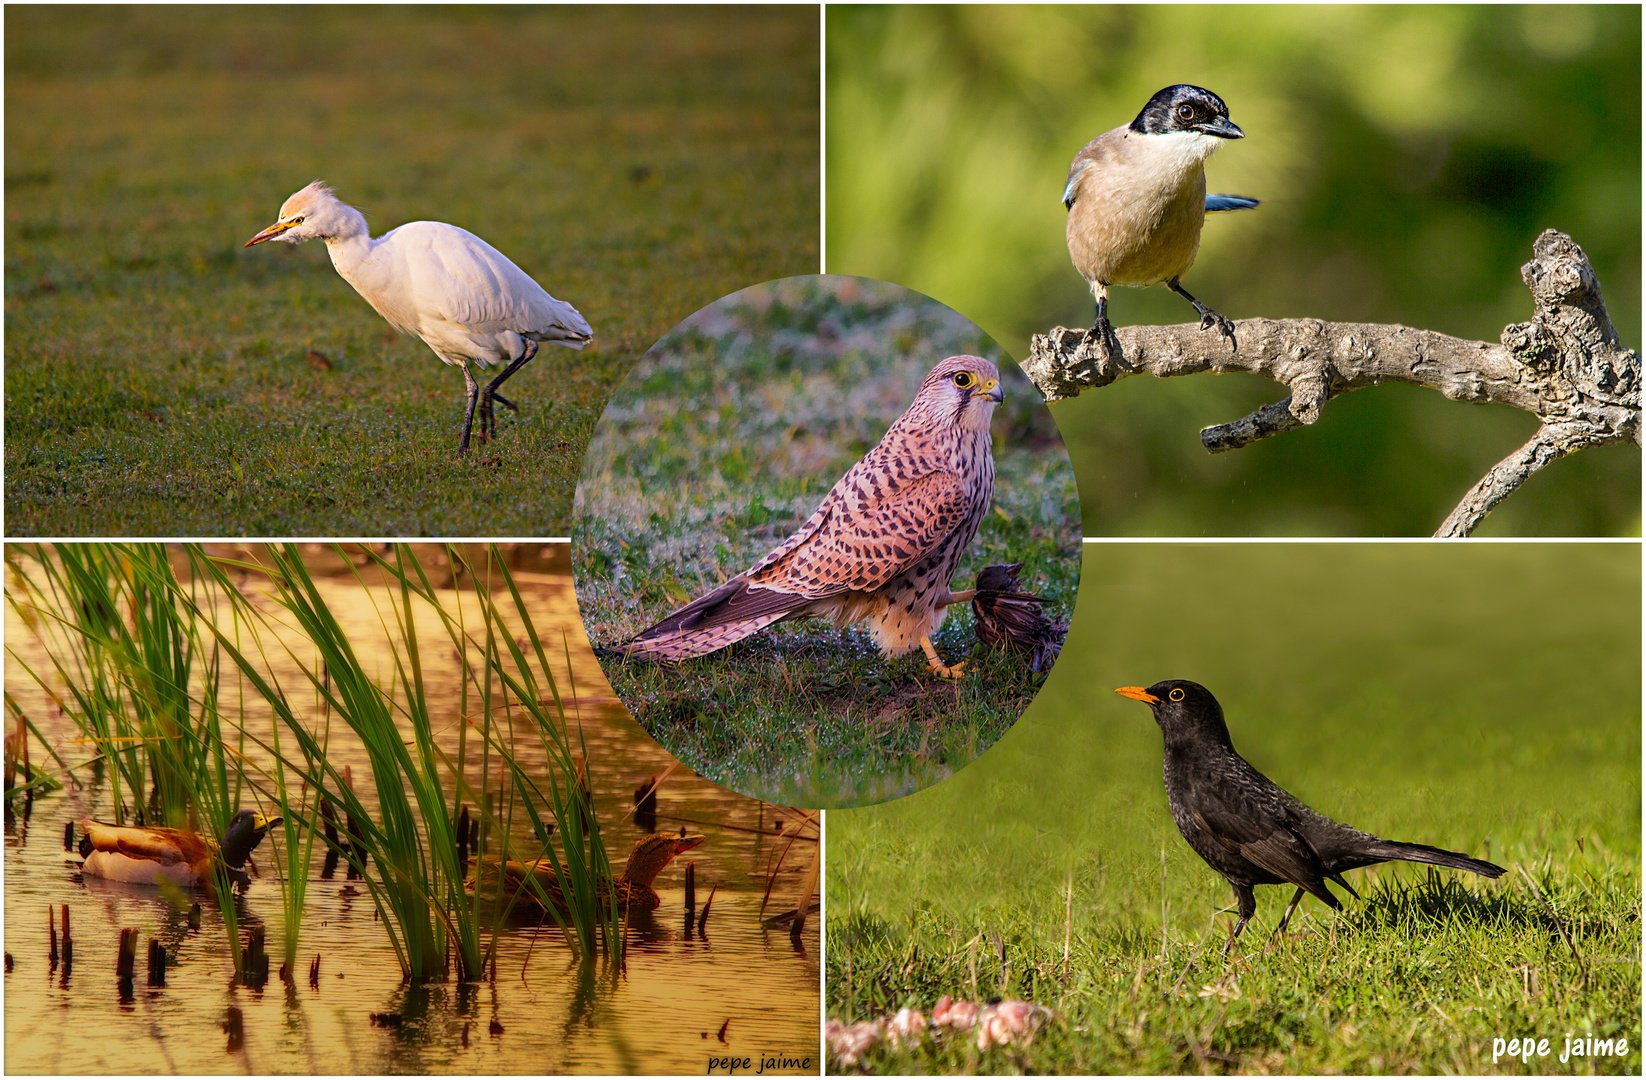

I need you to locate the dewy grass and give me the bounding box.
[828,848,1641,1074]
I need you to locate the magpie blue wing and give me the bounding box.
[1062,159,1090,210]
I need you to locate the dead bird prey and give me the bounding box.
[970,563,1066,673]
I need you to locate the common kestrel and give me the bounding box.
[619,355,1004,678]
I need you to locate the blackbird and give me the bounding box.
[1115,679,1506,948]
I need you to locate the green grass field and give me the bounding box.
[828,542,1640,1072]
[5,7,818,536]
[573,278,1083,808]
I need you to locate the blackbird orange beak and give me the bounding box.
[1114,686,1160,704]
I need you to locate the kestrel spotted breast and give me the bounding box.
[620,355,1004,678]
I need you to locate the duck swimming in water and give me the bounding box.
[78,809,281,892]
[471,832,705,915]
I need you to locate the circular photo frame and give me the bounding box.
[573,275,1082,808]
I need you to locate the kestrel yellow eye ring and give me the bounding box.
[952,372,975,388]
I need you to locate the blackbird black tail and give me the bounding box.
[1367,840,1505,878]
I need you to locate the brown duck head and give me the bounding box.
[620,832,705,887]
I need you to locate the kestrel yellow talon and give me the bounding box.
[618,357,1004,670]
[920,635,967,679]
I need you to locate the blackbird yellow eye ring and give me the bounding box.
[1169,687,1185,701]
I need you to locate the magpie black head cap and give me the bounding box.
[1130,85,1241,138]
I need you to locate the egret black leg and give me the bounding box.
[459,363,482,453]
[478,393,518,442]
[478,339,539,442]
[1166,278,1237,349]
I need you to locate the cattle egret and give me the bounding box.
[245,181,592,452]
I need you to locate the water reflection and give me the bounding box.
[4,544,819,1074]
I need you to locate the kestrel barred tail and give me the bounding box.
[620,355,1004,678]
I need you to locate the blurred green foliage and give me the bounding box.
[827,5,1640,535]
[5,6,818,535]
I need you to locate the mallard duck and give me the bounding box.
[78,809,281,891]
[472,832,705,915]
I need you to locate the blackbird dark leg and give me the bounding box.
[1166,277,1237,350]
[1224,884,1258,954]
[478,339,539,442]
[1274,887,1306,937]
[458,362,482,453]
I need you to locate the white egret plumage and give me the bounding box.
[245,181,592,451]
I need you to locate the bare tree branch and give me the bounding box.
[1435,421,1618,538]
[1024,230,1640,536]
